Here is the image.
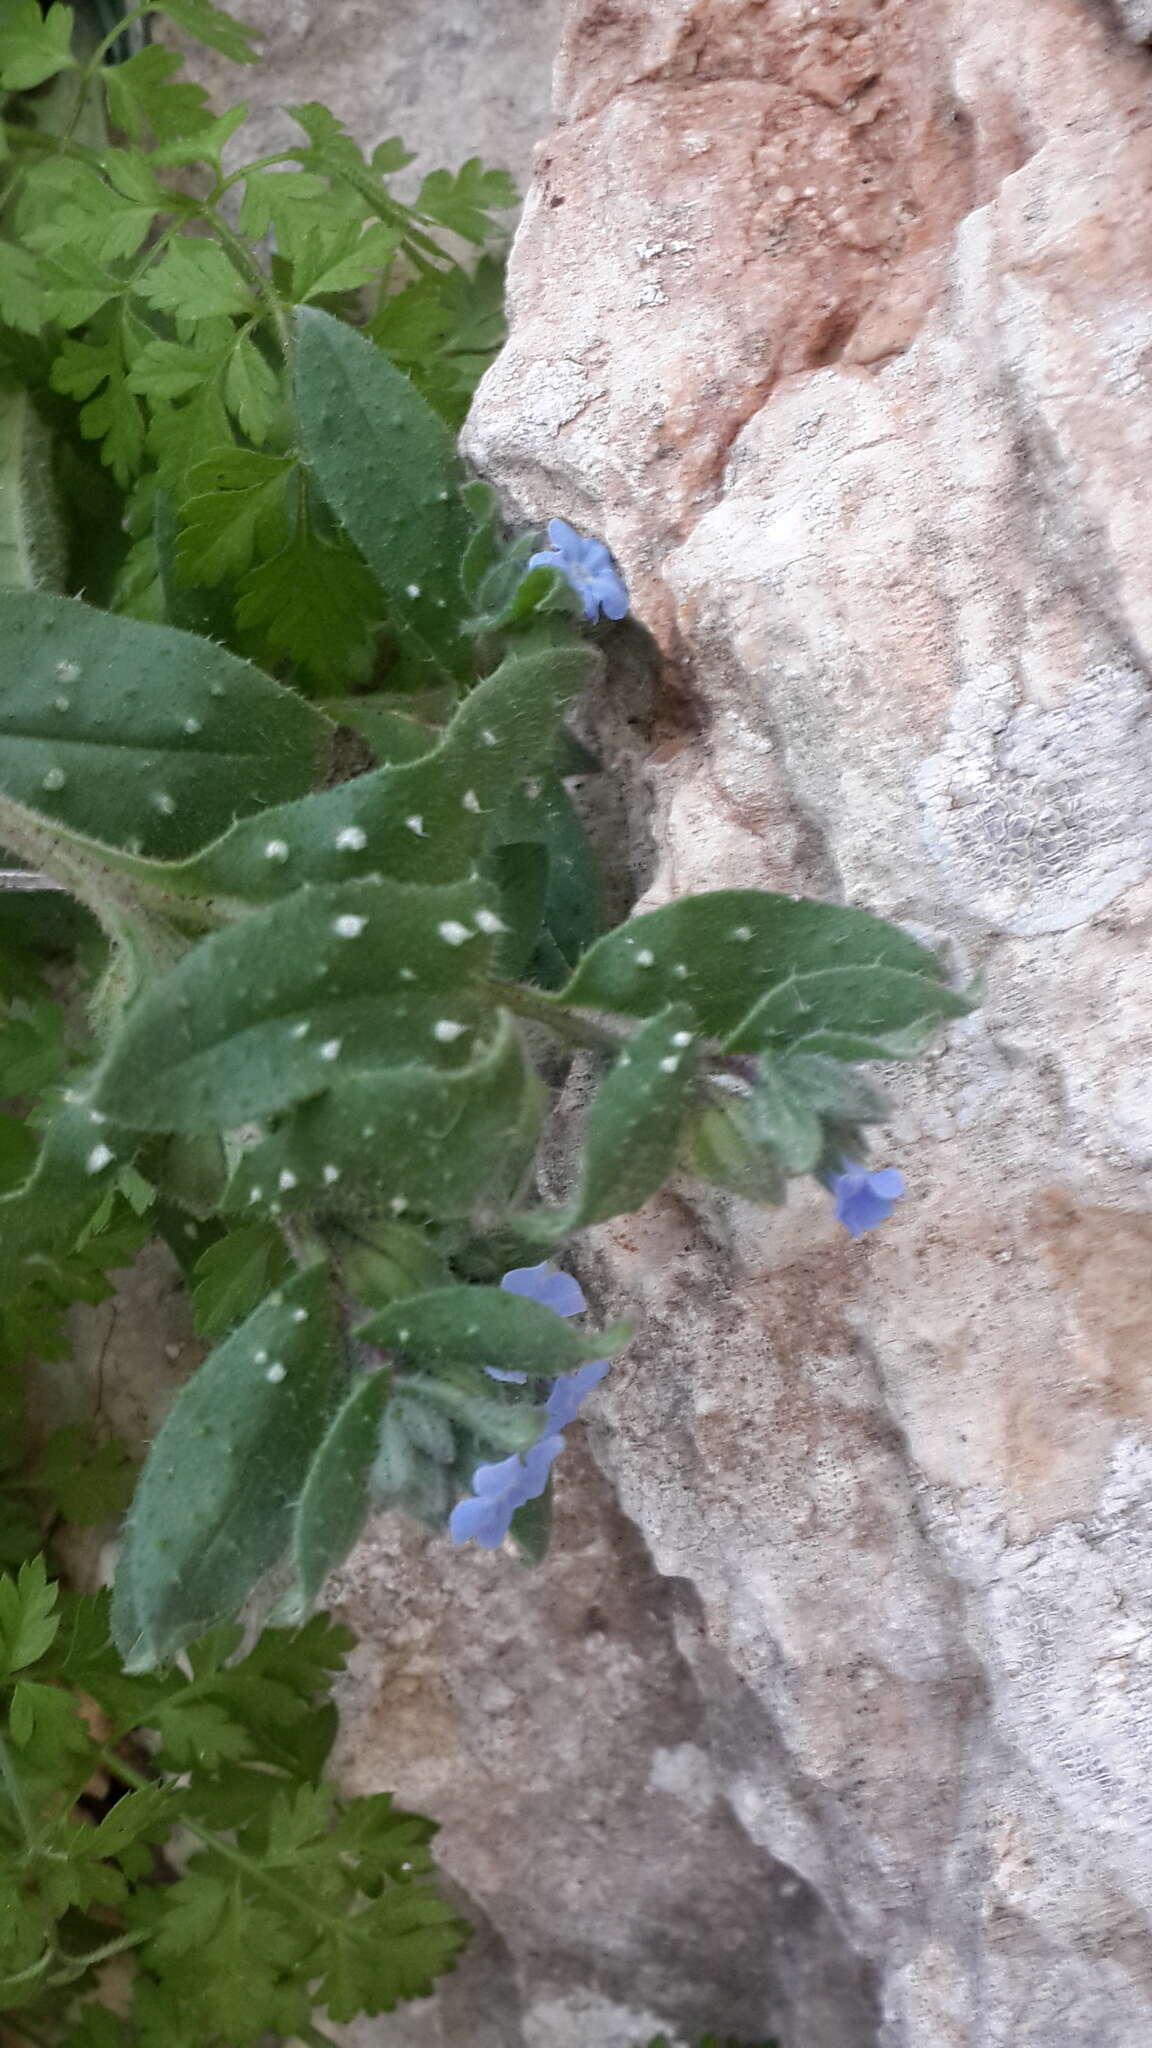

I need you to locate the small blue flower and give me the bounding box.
[824,1159,906,1238]
[501,1261,587,1318]
[527,519,629,624]
[453,1262,611,1548]
[545,1356,611,1430]
[447,1434,566,1550]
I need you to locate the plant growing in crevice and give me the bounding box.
[0,6,979,2037]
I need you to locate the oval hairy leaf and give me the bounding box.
[0,593,328,859]
[93,876,498,1132]
[294,307,473,684]
[111,1265,338,1670]
[558,891,962,1037]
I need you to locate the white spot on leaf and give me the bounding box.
[265,1362,286,1383]
[264,840,289,862]
[86,1143,113,1174]
[336,825,367,851]
[437,920,471,946]
[319,1039,342,1060]
[333,914,367,938]
[433,1019,466,1042]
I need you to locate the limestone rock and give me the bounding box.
[165,0,570,194]
[458,1,1152,2042]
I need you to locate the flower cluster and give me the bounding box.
[528,518,629,623]
[449,1264,610,1549]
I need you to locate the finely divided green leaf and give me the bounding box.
[0,0,75,90]
[0,1555,58,1678]
[0,592,328,859]
[102,44,215,144]
[191,1223,294,1340]
[111,1266,337,1669]
[415,159,518,245]
[148,0,261,64]
[93,876,496,1131]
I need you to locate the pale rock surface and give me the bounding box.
[453,0,1152,2043]
[165,0,571,195]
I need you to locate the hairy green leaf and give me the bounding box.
[111,1266,337,1668]
[0,380,66,593]
[569,1006,700,1226]
[293,307,473,683]
[724,963,977,1061]
[357,1285,627,1376]
[289,1371,389,1616]
[559,891,964,1038]
[225,1012,542,1217]
[0,591,328,859]
[179,642,598,903]
[93,876,496,1131]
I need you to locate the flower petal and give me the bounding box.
[470,1453,525,1496]
[449,1493,513,1548]
[545,1357,610,1429]
[500,1263,587,1317]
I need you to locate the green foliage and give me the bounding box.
[0,1562,467,2040]
[557,889,975,1048]
[0,0,516,688]
[0,590,329,862]
[112,1266,339,1667]
[0,0,976,1723]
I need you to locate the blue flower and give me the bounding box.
[527,519,629,623]
[452,1262,611,1548]
[447,1434,566,1549]
[824,1159,906,1237]
[545,1356,611,1429]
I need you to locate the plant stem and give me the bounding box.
[486,980,626,1053]
[98,1747,346,1936]
[61,1,154,145]
[209,209,295,363]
